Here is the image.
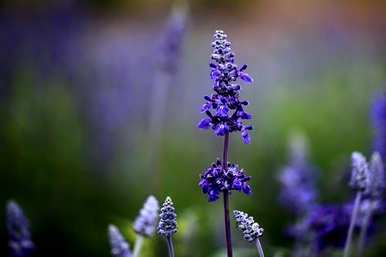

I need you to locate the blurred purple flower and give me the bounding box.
[289,204,352,252]
[199,159,252,202]
[278,133,318,214]
[156,7,187,75]
[372,93,386,160]
[108,225,132,257]
[197,30,253,144]
[350,152,370,192]
[6,201,35,257]
[133,195,159,237]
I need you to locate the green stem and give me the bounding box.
[166,236,175,257]
[133,235,144,257]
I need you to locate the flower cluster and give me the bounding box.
[350,152,370,192]
[372,93,386,160]
[108,225,132,257]
[367,152,385,200]
[198,30,253,144]
[6,201,35,257]
[199,159,252,202]
[157,197,177,237]
[133,195,159,237]
[233,210,263,243]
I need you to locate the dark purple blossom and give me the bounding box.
[6,201,35,257]
[199,159,252,202]
[198,30,253,144]
[372,93,386,160]
[108,224,132,257]
[133,195,159,237]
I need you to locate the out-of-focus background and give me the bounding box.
[0,0,385,256]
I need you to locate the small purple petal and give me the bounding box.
[241,130,251,144]
[240,72,253,83]
[198,118,211,129]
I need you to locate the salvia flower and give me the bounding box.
[198,30,254,144]
[367,152,385,200]
[157,196,177,237]
[133,195,159,237]
[108,224,132,257]
[350,152,370,192]
[199,159,252,202]
[6,201,35,257]
[156,6,187,74]
[372,93,386,160]
[233,210,264,243]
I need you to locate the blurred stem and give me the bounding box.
[166,235,175,257]
[222,133,233,257]
[343,191,362,257]
[357,201,375,257]
[255,239,265,257]
[133,235,144,257]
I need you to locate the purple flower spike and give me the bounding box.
[197,30,254,144]
[133,195,159,237]
[6,201,35,257]
[372,93,386,160]
[108,225,132,257]
[199,159,252,202]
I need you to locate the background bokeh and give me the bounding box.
[0,0,385,256]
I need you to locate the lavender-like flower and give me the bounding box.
[108,224,132,257]
[132,196,159,257]
[158,196,177,236]
[197,30,255,257]
[233,210,265,257]
[199,159,252,202]
[349,152,370,192]
[357,152,385,257]
[158,197,177,257]
[278,133,318,214]
[6,201,35,257]
[197,30,253,144]
[233,210,264,242]
[367,152,385,200]
[372,93,386,160]
[156,6,187,74]
[133,195,159,237]
[344,152,371,257]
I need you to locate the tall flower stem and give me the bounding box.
[166,236,175,257]
[357,202,374,257]
[133,235,144,257]
[255,239,265,257]
[343,192,362,257]
[222,133,233,257]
